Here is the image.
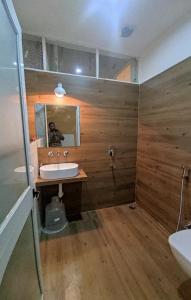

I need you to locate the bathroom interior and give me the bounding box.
[0,0,191,299]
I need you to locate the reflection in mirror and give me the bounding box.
[35,104,80,147]
[35,104,46,140]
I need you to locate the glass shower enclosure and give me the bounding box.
[0,0,42,299]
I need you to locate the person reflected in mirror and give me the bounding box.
[48,122,64,147]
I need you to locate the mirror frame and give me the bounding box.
[35,104,80,148]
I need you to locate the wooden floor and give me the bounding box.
[40,205,191,300]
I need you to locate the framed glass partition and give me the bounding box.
[22,34,138,83]
[99,50,138,83]
[0,0,29,224]
[46,40,96,77]
[22,33,43,69]
[0,1,42,298]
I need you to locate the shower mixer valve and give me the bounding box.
[108,146,115,157]
[176,165,191,231]
[181,165,190,180]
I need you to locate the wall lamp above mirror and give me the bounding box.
[35,104,80,148]
[54,83,66,98]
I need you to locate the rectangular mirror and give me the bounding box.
[35,104,80,147]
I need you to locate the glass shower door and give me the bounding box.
[0,0,42,298]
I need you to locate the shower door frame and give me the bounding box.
[0,0,43,295]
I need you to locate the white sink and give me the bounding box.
[14,165,34,182]
[40,163,79,180]
[169,229,191,277]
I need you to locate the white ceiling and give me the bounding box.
[13,0,191,57]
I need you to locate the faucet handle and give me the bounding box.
[56,151,61,157]
[63,150,69,158]
[48,151,54,157]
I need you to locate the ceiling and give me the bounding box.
[13,0,191,57]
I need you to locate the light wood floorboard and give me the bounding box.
[40,205,191,300]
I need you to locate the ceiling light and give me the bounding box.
[76,68,82,74]
[121,26,134,38]
[54,83,66,98]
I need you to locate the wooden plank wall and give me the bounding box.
[136,58,191,233]
[25,70,139,211]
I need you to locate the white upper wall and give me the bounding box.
[139,13,191,83]
[13,0,191,58]
[13,0,191,83]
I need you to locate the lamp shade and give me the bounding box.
[54,83,66,97]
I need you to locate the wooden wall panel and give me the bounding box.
[136,58,191,233]
[25,70,139,211]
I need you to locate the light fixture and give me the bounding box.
[76,67,82,74]
[54,83,66,98]
[121,26,134,38]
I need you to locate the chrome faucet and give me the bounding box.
[48,151,54,157]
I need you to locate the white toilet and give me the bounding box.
[169,229,191,277]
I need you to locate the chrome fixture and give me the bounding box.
[48,151,54,157]
[184,222,191,230]
[128,202,137,209]
[176,165,190,232]
[63,150,69,158]
[108,145,116,187]
[54,83,66,98]
[108,145,114,157]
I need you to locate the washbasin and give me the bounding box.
[40,163,79,180]
[169,229,191,277]
[14,165,34,182]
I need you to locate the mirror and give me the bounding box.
[35,104,80,147]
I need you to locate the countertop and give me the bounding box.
[35,169,88,187]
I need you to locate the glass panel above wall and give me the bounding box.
[22,33,138,83]
[46,40,96,77]
[22,34,43,69]
[99,50,138,83]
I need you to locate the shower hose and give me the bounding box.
[176,166,188,232]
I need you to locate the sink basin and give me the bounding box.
[14,165,34,182]
[169,229,191,277]
[40,163,79,180]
